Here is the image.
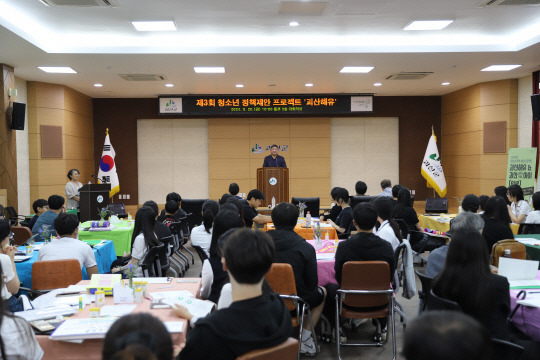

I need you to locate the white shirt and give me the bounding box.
[0,315,44,359]
[65,181,82,210]
[200,259,213,299]
[131,233,148,277]
[511,200,530,218]
[375,220,400,251]
[525,210,540,224]
[0,254,15,300]
[190,225,212,257]
[217,283,233,309]
[37,237,97,270]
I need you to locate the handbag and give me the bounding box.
[490,239,527,267]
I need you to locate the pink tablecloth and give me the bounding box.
[510,271,540,342]
[306,239,340,286]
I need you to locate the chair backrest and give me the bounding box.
[349,196,377,211]
[426,289,461,311]
[236,337,299,360]
[5,206,19,226]
[490,239,527,267]
[265,263,297,312]
[11,226,33,246]
[140,243,165,277]
[181,199,208,230]
[415,269,433,311]
[291,197,320,217]
[393,219,410,241]
[341,261,390,308]
[517,222,540,234]
[425,198,448,213]
[191,245,208,262]
[108,202,127,217]
[32,259,82,290]
[490,338,525,360]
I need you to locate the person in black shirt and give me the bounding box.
[142,200,172,242]
[320,187,342,222]
[243,189,271,228]
[355,181,367,196]
[27,199,48,231]
[158,192,189,237]
[262,144,287,168]
[327,187,353,238]
[481,196,514,253]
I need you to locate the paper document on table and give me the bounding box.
[133,277,172,284]
[164,321,184,333]
[150,290,195,299]
[509,280,540,289]
[99,304,137,317]
[50,318,116,340]
[157,295,215,319]
[515,238,540,246]
[316,253,335,261]
[517,293,540,308]
[499,257,540,288]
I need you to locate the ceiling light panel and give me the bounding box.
[194,67,225,73]
[404,20,453,31]
[38,66,77,73]
[481,64,521,71]
[340,66,374,73]
[131,21,176,32]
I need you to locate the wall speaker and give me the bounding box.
[532,94,540,121]
[10,102,26,130]
[425,197,448,214]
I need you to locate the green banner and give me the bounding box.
[506,147,537,201]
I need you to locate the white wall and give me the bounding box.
[330,117,399,196]
[137,119,209,203]
[518,74,533,148]
[14,77,30,215]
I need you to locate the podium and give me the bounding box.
[256,168,289,207]
[79,184,111,222]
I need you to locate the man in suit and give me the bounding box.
[262,144,287,168]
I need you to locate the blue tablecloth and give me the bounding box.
[15,240,117,289]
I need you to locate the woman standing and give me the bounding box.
[507,184,530,224]
[65,168,83,211]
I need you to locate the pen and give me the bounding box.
[527,291,540,294]
[156,285,174,289]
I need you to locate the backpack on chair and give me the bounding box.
[490,239,527,267]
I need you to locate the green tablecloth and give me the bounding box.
[514,234,540,263]
[78,220,134,256]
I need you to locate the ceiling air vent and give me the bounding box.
[38,0,118,7]
[385,72,433,80]
[479,0,540,6]
[119,74,166,81]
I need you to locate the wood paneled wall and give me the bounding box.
[208,117,331,204]
[27,82,94,203]
[441,79,518,202]
[0,64,18,209]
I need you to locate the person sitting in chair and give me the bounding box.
[327,187,353,237]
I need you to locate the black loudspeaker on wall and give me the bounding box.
[532,94,540,122]
[10,102,26,130]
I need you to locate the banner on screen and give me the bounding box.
[506,148,537,201]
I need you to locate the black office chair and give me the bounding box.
[490,338,525,360]
[291,197,320,217]
[4,207,25,226]
[415,269,433,313]
[349,196,377,210]
[517,223,540,234]
[426,289,461,312]
[181,199,208,231]
[108,202,128,218]
[393,219,410,241]
[140,243,165,277]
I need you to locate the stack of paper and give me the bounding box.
[498,257,540,289]
[150,291,215,318]
[50,318,117,340]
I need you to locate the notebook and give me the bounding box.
[498,257,540,289]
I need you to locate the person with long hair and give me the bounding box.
[481,196,514,252]
[200,210,243,303]
[320,187,342,222]
[392,187,422,232]
[507,184,530,224]
[190,200,220,257]
[372,197,401,250]
[0,261,43,359]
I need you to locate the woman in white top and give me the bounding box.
[65,169,83,211]
[525,192,540,224]
[507,184,530,224]
[372,197,401,250]
[0,220,27,312]
[0,257,43,359]
[190,200,220,257]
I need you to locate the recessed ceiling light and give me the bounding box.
[305,83,313,87]
[481,65,521,72]
[131,21,176,32]
[442,82,450,86]
[94,83,103,87]
[38,66,77,74]
[194,67,225,74]
[289,21,299,27]
[340,66,374,73]
[165,83,174,87]
[403,20,453,31]
[236,84,244,88]
[374,83,382,87]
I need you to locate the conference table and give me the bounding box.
[265,222,338,241]
[16,240,117,289]
[36,278,202,360]
[514,234,540,264]
[509,271,540,342]
[306,239,341,286]
[419,214,520,235]
[78,220,134,256]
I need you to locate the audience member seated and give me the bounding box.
[38,213,98,277]
[372,197,401,250]
[102,313,173,360]
[159,192,189,235]
[425,212,484,278]
[201,210,243,303]
[225,197,246,222]
[392,184,402,205]
[268,202,326,357]
[242,189,272,228]
[320,187,342,222]
[327,187,353,237]
[0,260,43,359]
[403,311,490,360]
[175,229,292,360]
[0,220,31,312]
[507,184,530,224]
[191,200,220,257]
[355,180,367,196]
[228,182,243,199]
[143,200,172,242]
[478,194,489,215]
[158,200,180,227]
[113,206,160,277]
[27,198,48,231]
[494,185,510,205]
[525,191,540,224]
[432,229,539,358]
[323,202,395,339]
[461,194,480,213]
[377,179,393,197]
[392,187,423,247]
[219,193,233,206]
[481,196,514,252]
[31,195,65,241]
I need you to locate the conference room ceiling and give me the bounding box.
[1,0,540,98]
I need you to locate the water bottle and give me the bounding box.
[305,211,311,228]
[504,249,511,258]
[271,196,276,209]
